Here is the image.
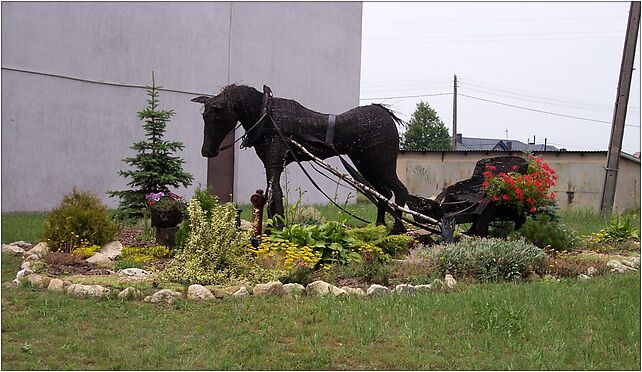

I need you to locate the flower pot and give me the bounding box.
[150,207,183,228]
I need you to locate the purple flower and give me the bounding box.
[145,192,165,202]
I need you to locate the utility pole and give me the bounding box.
[452,74,458,149]
[600,1,640,215]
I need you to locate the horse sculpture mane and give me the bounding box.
[193,84,410,233]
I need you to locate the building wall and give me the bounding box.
[1,2,362,211]
[397,151,640,212]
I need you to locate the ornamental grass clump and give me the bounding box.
[432,237,547,282]
[159,199,281,285]
[482,154,557,214]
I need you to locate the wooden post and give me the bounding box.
[600,1,640,215]
[452,74,458,149]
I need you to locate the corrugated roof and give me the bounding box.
[398,148,641,164]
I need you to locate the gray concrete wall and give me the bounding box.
[229,2,362,205]
[1,2,362,211]
[397,151,641,212]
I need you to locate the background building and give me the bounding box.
[2,2,363,211]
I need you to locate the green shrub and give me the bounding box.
[346,225,388,242]
[159,199,282,285]
[510,214,576,250]
[174,187,219,250]
[42,188,118,252]
[120,245,171,263]
[432,237,548,282]
[114,260,146,271]
[373,234,415,257]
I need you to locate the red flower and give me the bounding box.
[530,207,536,213]
[550,192,556,199]
[511,165,518,171]
[502,194,510,201]
[492,196,500,201]
[482,181,489,188]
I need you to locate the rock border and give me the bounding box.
[4,241,640,306]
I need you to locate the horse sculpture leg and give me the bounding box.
[265,165,285,228]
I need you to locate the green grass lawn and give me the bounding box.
[1,249,639,370]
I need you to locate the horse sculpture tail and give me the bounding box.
[372,103,405,127]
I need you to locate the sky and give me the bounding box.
[359,1,641,154]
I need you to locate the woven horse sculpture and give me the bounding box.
[192,84,409,233]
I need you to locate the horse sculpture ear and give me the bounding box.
[191,96,211,104]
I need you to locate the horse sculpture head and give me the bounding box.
[191,87,241,158]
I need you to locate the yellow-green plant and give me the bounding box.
[249,234,323,270]
[160,199,282,285]
[71,244,101,259]
[120,245,171,263]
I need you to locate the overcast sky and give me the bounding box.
[359,1,641,154]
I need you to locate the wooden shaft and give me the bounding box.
[288,139,442,227]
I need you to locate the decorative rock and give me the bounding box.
[86,252,115,269]
[630,256,641,269]
[253,281,284,296]
[306,280,332,296]
[393,284,417,295]
[187,284,216,301]
[2,244,25,255]
[25,254,41,262]
[330,286,348,297]
[240,219,253,230]
[283,283,306,296]
[27,274,47,288]
[444,274,457,289]
[47,278,65,292]
[526,272,541,282]
[20,261,31,270]
[341,286,366,296]
[578,274,590,280]
[118,287,144,300]
[415,284,432,293]
[607,259,633,273]
[2,281,17,289]
[618,258,638,270]
[431,278,445,290]
[29,242,49,257]
[145,289,183,304]
[118,268,149,277]
[10,241,33,250]
[233,287,250,298]
[366,284,390,297]
[99,241,123,260]
[67,284,110,298]
[587,266,598,277]
[13,268,33,284]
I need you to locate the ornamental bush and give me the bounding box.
[159,199,281,285]
[42,188,118,252]
[431,237,547,282]
[119,245,171,263]
[174,186,218,250]
[510,214,576,250]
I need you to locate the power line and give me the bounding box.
[360,92,452,101]
[459,85,617,111]
[366,30,623,42]
[459,93,641,128]
[461,77,641,110]
[2,66,211,96]
[364,16,625,24]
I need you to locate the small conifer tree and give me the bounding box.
[108,73,193,220]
